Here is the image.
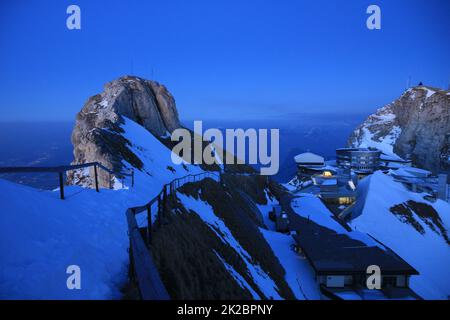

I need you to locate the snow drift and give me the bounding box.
[349,171,450,299]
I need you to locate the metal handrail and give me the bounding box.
[0,162,134,199]
[126,170,220,300]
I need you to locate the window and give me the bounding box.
[382,276,397,288]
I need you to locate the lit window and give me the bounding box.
[323,171,333,177]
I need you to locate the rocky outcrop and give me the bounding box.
[68,76,181,188]
[348,86,450,173]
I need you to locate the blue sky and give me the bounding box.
[0,0,449,121]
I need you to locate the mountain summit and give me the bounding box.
[348,86,450,173]
[68,76,181,187]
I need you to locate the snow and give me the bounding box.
[422,87,436,98]
[98,99,108,108]
[380,153,404,162]
[392,167,431,178]
[294,152,324,164]
[349,171,450,300]
[292,194,347,233]
[359,126,402,158]
[0,179,130,299]
[291,194,386,250]
[213,251,260,299]
[260,229,321,300]
[177,193,282,299]
[120,116,203,187]
[0,117,204,299]
[351,104,403,159]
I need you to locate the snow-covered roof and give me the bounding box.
[393,167,431,178]
[380,153,407,162]
[294,152,324,164]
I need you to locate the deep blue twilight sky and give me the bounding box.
[0,0,449,122]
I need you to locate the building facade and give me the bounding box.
[336,148,381,174]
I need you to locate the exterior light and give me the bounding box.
[323,171,333,177]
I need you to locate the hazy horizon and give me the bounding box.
[1,0,449,122]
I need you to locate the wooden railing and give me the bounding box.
[0,162,134,199]
[126,171,220,300]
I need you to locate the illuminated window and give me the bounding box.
[323,171,333,177]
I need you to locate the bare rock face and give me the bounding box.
[67,76,181,188]
[348,86,450,173]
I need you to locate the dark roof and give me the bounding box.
[292,218,419,276]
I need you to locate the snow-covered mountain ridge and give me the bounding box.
[348,86,450,172]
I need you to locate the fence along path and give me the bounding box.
[0,162,221,299]
[126,171,220,300]
[0,162,134,199]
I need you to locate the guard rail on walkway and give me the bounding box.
[126,171,220,300]
[0,162,134,199]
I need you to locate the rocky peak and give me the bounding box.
[82,76,180,136]
[68,76,181,188]
[348,86,450,173]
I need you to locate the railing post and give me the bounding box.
[131,169,134,188]
[128,238,135,282]
[59,172,65,200]
[109,173,112,189]
[163,185,167,220]
[157,194,162,227]
[94,164,99,192]
[147,205,152,245]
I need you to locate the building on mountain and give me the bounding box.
[294,152,332,179]
[294,152,325,167]
[391,167,445,196]
[379,153,412,170]
[312,170,357,205]
[336,148,381,175]
[291,223,420,300]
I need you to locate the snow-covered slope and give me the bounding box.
[349,172,450,299]
[0,179,129,299]
[348,104,402,158]
[177,193,283,299]
[260,229,321,300]
[0,117,201,299]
